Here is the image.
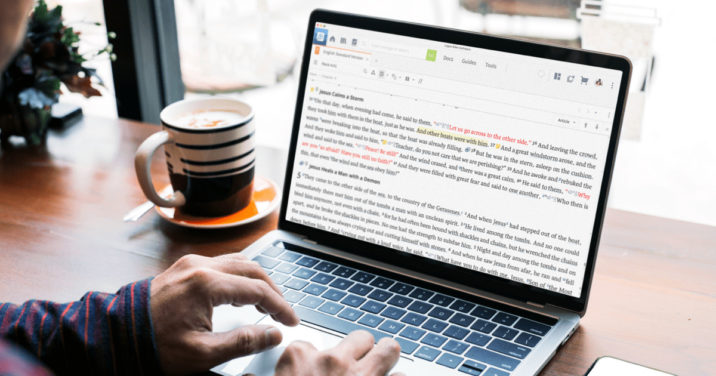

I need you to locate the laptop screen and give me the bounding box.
[285,21,623,299]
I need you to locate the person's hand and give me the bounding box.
[150,253,299,375]
[275,331,404,376]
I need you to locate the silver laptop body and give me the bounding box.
[212,9,631,376]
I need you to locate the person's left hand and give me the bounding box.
[150,253,299,375]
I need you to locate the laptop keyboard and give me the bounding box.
[253,244,554,375]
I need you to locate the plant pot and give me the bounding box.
[0,100,51,147]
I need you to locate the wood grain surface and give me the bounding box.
[0,116,714,375]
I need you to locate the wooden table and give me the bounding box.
[1,116,714,375]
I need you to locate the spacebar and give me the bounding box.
[294,306,393,343]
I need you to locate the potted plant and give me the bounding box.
[0,0,114,146]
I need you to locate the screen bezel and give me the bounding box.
[278,9,631,315]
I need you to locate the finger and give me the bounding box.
[275,341,317,374]
[331,330,374,360]
[357,337,401,376]
[199,324,282,365]
[209,273,299,326]
[211,254,283,295]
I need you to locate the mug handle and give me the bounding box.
[134,130,186,208]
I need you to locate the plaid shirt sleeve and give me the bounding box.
[0,278,163,375]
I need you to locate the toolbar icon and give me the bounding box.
[340,37,346,44]
[553,72,561,80]
[425,49,437,62]
[580,76,589,85]
[352,38,357,46]
[566,75,575,83]
[595,78,603,87]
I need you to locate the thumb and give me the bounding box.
[204,324,283,364]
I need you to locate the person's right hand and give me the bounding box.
[275,331,404,376]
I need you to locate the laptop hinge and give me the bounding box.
[301,237,319,245]
[526,301,545,309]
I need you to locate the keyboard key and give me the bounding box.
[492,312,518,326]
[428,307,454,320]
[399,326,426,341]
[378,320,405,334]
[450,313,475,327]
[381,306,406,320]
[358,314,383,328]
[514,318,551,336]
[422,318,448,333]
[270,272,290,285]
[311,273,335,285]
[450,300,476,313]
[482,368,510,376]
[294,306,392,343]
[275,262,298,274]
[487,339,531,359]
[443,340,469,355]
[389,282,414,295]
[471,319,497,334]
[341,294,366,308]
[387,295,413,308]
[304,283,328,296]
[444,325,470,340]
[299,295,324,309]
[515,332,541,347]
[437,353,464,369]
[284,290,305,303]
[318,301,343,315]
[262,247,284,257]
[314,261,338,272]
[394,337,419,355]
[370,277,394,289]
[293,268,317,279]
[407,301,433,314]
[465,332,491,346]
[278,286,287,294]
[332,266,356,278]
[278,251,301,263]
[351,271,375,284]
[459,360,487,375]
[493,326,519,341]
[401,312,427,326]
[253,256,280,269]
[367,289,392,302]
[414,346,441,361]
[296,256,319,268]
[329,278,354,290]
[322,289,347,301]
[409,288,434,301]
[464,346,520,371]
[285,278,309,290]
[348,283,373,296]
[338,307,363,322]
[421,333,448,348]
[429,294,455,307]
[471,306,497,319]
[361,300,386,314]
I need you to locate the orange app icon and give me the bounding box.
[314,46,320,55]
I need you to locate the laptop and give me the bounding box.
[211,9,631,376]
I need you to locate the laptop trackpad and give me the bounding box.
[212,313,343,376]
[242,316,343,375]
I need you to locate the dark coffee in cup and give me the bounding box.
[135,98,256,217]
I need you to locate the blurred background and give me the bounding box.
[49,0,716,227]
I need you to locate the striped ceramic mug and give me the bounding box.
[134,98,255,217]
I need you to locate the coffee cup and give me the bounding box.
[134,97,255,217]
